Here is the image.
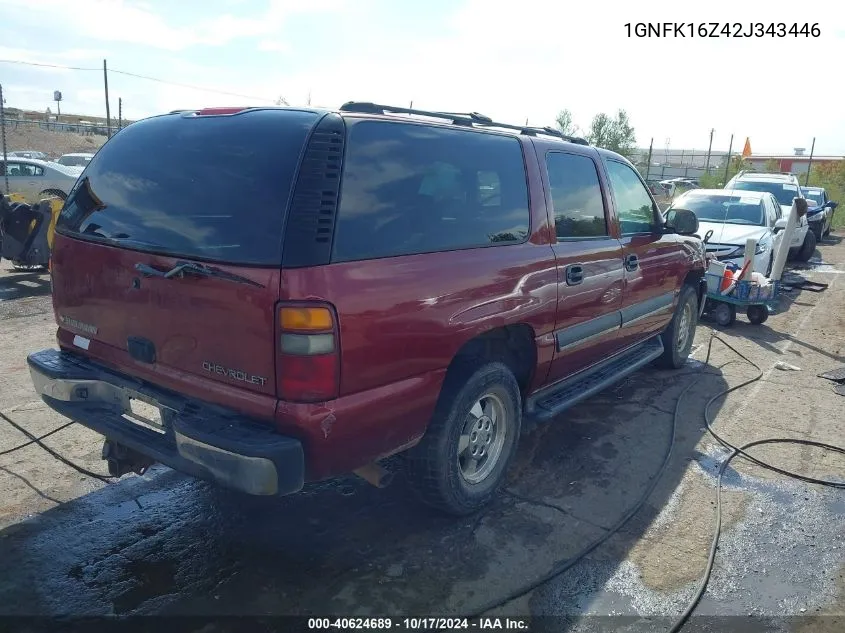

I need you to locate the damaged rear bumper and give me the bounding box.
[27,349,305,496]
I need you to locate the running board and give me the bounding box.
[525,336,664,424]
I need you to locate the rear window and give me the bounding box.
[730,180,800,206]
[332,120,530,262]
[57,109,319,265]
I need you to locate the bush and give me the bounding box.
[805,162,845,229]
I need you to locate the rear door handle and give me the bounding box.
[565,264,584,286]
[624,254,639,272]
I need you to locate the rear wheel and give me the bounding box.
[796,229,816,262]
[656,285,698,369]
[405,361,521,515]
[746,305,769,325]
[713,302,736,327]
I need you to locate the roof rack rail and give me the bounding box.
[339,101,590,145]
[735,169,796,178]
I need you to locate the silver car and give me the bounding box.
[56,152,95,168]
[7,150,49,160]
[1,157,82,202]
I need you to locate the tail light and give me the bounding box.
[275,303,339,402]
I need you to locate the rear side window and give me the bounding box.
[332,121,529,262]
[545,152,608,238]
[57,109,319,265]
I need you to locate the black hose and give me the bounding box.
[471,331,844,633]
[0,420,75,456]
[668,334,845,632]
[0,411,113,483]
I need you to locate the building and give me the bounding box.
[746,148,844,176]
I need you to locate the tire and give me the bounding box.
[656,284,698,369]
[746,305,769,325]
[405,361,522,516]
[713,302,736,327]
[796,229,816,263]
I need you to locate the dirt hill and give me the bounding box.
[2,124,108,159]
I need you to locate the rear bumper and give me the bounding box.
[27,349,305,496]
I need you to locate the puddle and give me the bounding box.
[533,446,845,623]
[789,260,844,274]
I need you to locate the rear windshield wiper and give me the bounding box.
[135,261,265,288]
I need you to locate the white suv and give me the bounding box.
[724,171,814,261]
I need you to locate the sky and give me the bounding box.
[0,0,843,154]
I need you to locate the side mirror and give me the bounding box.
[665,207,699,236]
[774,217,788,232]
[795,197,808,218]
[825,201,838,210]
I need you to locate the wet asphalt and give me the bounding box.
[1,253,844,629]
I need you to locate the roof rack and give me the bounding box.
[339,101,590,145]
[735,170,796,178]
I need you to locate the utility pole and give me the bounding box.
[645,137,653,180]
[705,128,714,172]
[118,98,122,130]
[103,59,112,138]
[805,137,816,186]
[723,134,734,185]
[1,83,8,194]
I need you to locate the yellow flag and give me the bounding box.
[742,137,752,158]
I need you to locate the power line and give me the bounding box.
[108,68,274,102]
[0,59,98,72]
[0,58,275,102]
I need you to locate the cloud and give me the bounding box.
[258,40,290,52]
[1,0,843,152]
[0,0,346,51]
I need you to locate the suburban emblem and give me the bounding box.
[59,315,98,335]
[202,361,267,386]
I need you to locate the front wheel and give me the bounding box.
[405,362,522,515]
[656,285,699,369]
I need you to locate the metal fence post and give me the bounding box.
[805,137,815,185]
[645,138,653,180]
[723,134,734,184]
[705,129,714,173]
[103,59,112,138]
[0,83,8,194]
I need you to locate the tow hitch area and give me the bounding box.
[102,440,155,477]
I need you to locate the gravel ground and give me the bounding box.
[0,235,843,630]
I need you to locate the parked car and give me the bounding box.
[666,189,780,275]
[55,153,95,168]
[724,171,814,261]
[1,158,81,202]
[6,150,49,160]
[27,102,707,515]
[659,178,699,198]
[801,186,837,240]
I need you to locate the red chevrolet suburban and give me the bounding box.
[28,102,707,515]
